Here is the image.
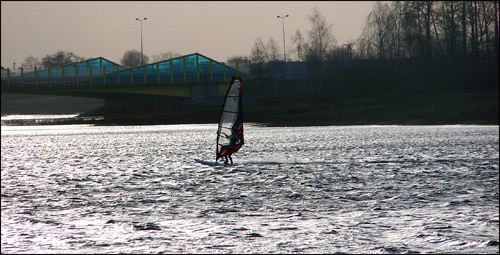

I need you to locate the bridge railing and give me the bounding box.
[1,53,250,91]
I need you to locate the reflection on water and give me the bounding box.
[1,124,498,253]
[1,114,103,125]
[1,114,80,120]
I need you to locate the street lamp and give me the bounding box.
[135,17,147,65]
[277,15,289,61]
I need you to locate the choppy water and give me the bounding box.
[1,124,499,254]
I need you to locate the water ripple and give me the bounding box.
[1,125,498,253]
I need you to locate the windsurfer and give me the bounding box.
[220,130,238,164]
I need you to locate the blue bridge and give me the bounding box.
[1,53,251,105]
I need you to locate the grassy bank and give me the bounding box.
[244,90,499,126]
[2,88,497,127]
[53,90,497,126]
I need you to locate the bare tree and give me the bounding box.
[358,1,394,59]
[266,37,281,62]
[436,1,460,59]
[343,41,357,60]
[21,55,42,71]
[495,0,499,68]
[151,52,180,62]
[389,1,406,58]
[291,29,306,61]
[121,50,149,67]
[423,1,433,63]
[41,50,85,68]
[461,1,468,55]
[478,1,496,66]
[306,6,336,61]
[249,37,267,72]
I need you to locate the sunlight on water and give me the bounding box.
[1,124,498,253]
[1,114,80,120]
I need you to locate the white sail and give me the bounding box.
[216,77,244,161]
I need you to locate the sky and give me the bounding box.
[1,1,377,69]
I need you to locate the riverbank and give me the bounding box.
[2,90,497,126]
[246,90,499,126]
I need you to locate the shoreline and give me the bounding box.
[2,118,498,127]
[2,90,498,127]
[2,114,497,127]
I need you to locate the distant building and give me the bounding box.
[268,61,338,80]
[268,61,308,80]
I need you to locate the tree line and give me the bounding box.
[15,50,181,72]
[13,1,499,95]
[357,1,498,66]
[243,2,498,71]
[239,2,498,103]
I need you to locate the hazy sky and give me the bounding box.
[1,1,377,68]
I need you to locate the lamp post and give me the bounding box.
[135,17,147,66]
[277,15,289,61]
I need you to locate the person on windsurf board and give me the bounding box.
[215,77,244,165]
[195,77,243,166]
[218,129,240,164]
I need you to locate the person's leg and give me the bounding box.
[229,155,233,165]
